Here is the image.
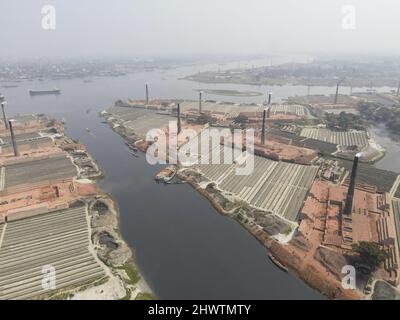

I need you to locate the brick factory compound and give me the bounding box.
[0,113,153,300]
[101,96,400,299]
[1,91,400,299]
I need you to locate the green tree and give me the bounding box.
[352,241,389,270]
[233,114,249,127]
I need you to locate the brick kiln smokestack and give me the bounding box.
[8,120,19,157]
[177,103,181,134]
[261,109,266,145]
[268,92,272,105]
[344,153,360,216]
[199,91,202,114]
[1,102,8,130]
[145,83,149,104]
[334,83,340,104]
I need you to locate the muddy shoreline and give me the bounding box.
[176,171,359,300]
[50,122,154,300]
[101,111,358,300]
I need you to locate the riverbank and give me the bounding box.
[100,102,364,299]
[61,136,155,300]
[195,89,263,97]
[0,114,154,300]
[70,194,155,300]
[176,168,359,300]
[49,121,155,299]
[0,64,364,300]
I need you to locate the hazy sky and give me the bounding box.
[1,0,400,60]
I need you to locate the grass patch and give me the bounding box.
[116,263,141,285]
[50,291,74,300]
[136,292,156,300]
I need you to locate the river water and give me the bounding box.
[3,59,395,299]
[370,125,400,172]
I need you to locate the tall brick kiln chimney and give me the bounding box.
[8,120,19,157]
[344,153,360,216]
[261,109,266,145]
[334,83,340,104]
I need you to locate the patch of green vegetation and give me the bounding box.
[50,291,74,300]
[136,292,156,300]
[293,119,320,126]
[113,227,122,238]
[284,228,292,235]
[358,101,400,135]
[116,263,141,285]
[325,111,367,131]
[260,78,287,86]
[352,241,389,270]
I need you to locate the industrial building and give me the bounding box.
[178,101,311,119]
[0,114,50,136]
[300,180,399,285]
[0,155,79,221]
[191,141,318,222]
[1,155,77,192]
[122,98,311,119]
[0,205,106,299]
[0,134,54,158]
[269,104,309,117]
[0,132,44,144]
[300,128,369,147]
[104,106,175,137]
[0,112,136,300]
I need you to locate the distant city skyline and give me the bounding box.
[1,0,400,60]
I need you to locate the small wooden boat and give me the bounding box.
[155,167,176,183]
[268,252,288,272]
